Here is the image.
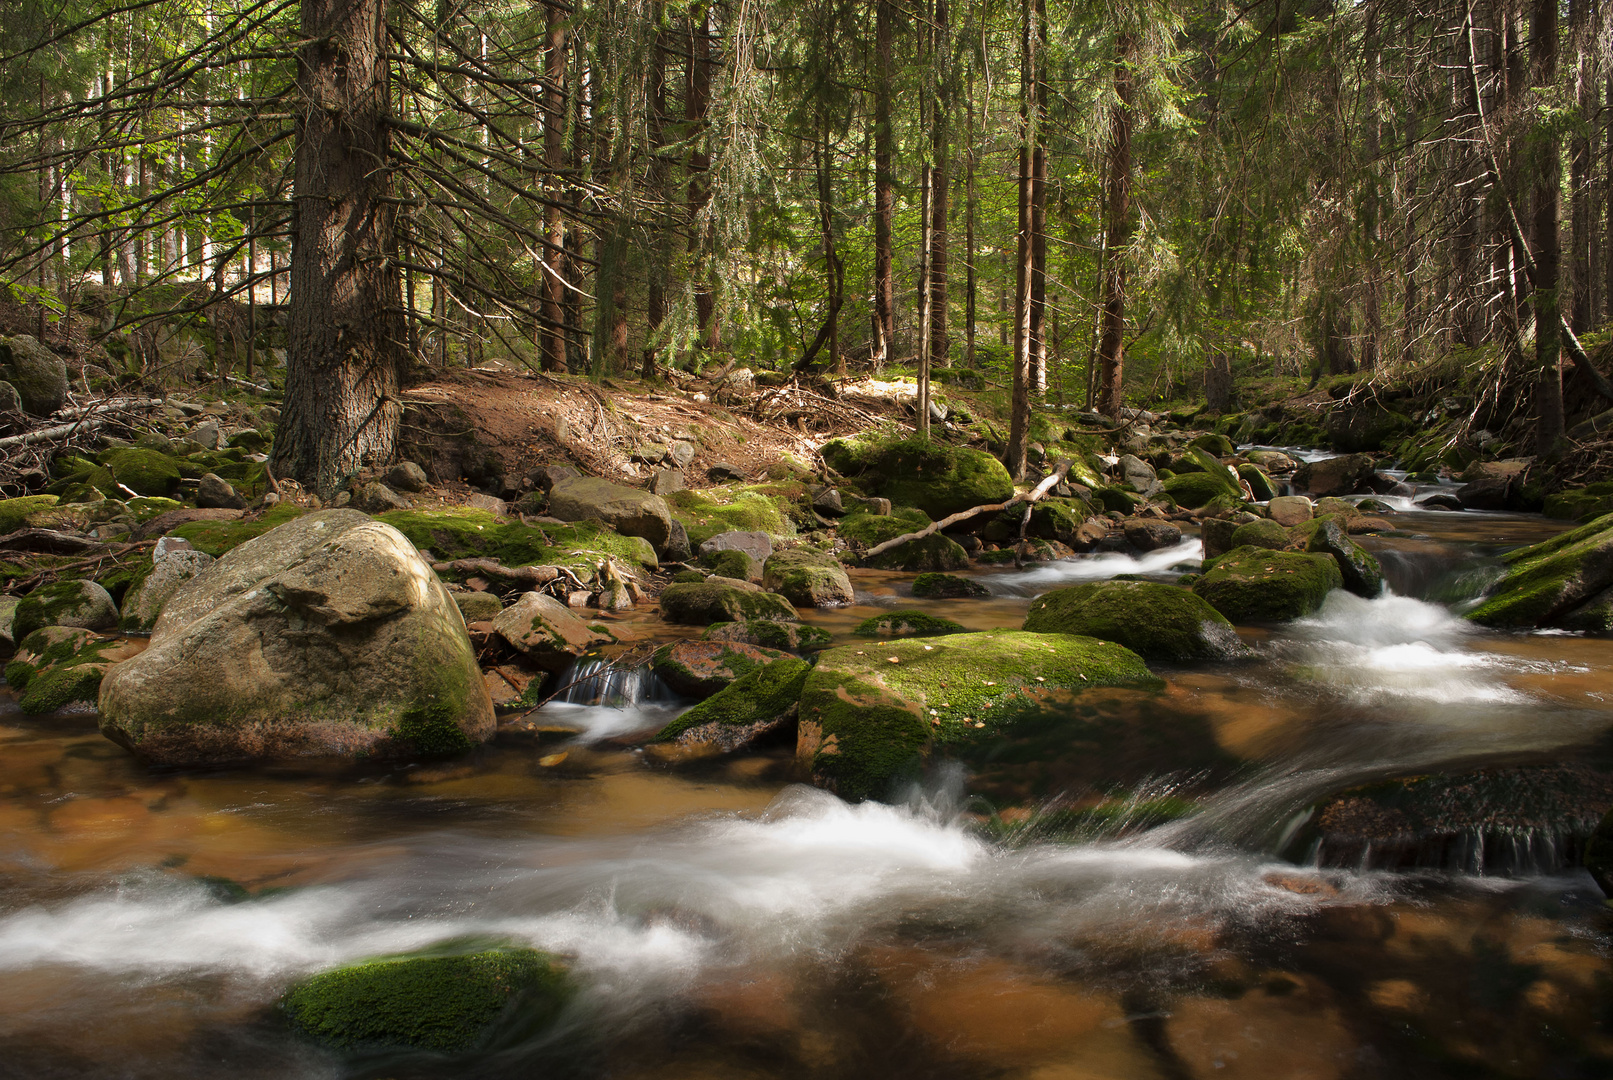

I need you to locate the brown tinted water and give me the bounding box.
[2,510,1612,1079]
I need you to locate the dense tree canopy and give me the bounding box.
[0,0,1609,489]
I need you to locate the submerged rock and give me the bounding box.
[281,945,570,1053]
[1467,512,1613,630]
[659,581,798,624]
[650,639,794,698]
[1022,580,1245,661]
[1192,545,1343,623]
[911,572,988,599]
[98,510,495,765]
[4,627,139,714]
[703,619,832,651]
[852,610,966,638]
[798,630,1161,801]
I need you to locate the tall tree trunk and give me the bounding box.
[1532,0,1564,453]
[928,0,949,370]
[1569,0,1592,332]
[688,5,717,353]
[964,68,976,369]
[1029,0,1048,394]
[1360,18,1381,370]
[541,0,568,372]
[275,0,405,498]
[1095,31,1135,418]
[1606,66,1613,323]
[873,0,895,372]
[1005,0,1035,477]
[643,10,668,378]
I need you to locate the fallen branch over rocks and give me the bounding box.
[862,460,1072,560]
[432,559,562,588]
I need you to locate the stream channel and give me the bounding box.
[2,495,1612,1078]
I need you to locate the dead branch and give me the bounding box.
[862,460,1072,561]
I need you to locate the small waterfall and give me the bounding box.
[553,660,678,708]
[1375,548,1506,602]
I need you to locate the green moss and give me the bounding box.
[975,548,1018,565]
[821,432,1014,518]
[655,657,811,741]
[853,610,966,637]
[1302,515,1384,597]
[171,503,306,555]
[1094,486,1144,514]
[864,532,969,572]
[389,699,477,758]
[911,572,988,598]
[1162,471,1236,509]
[95,447,183,497]
[838,506,931,545]
[1023,580,1243,660]
[700,548,757,580]
[6,628,119,714]
[281,945,570,1052]
[1236,463,1278,501]
[125,496,183,523]
[1467,513,1613,628]
[1229,518,1289,551]
[0,495,59,534]
[1191,545,1343,623]
[762,548,854,605]
[672,569,706,584]
[802,630,1162,801]
[12,579,112,642]
[1191,433,1236,456]
[667,486,794,546]
[703,619,833,651]
[375,507,658,572]
[17,662,106,714]
[658,582,799,624]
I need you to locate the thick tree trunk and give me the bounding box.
[1532,0,1564,453]
[928,0,949,370]
[688,5,717,353]
[1029,1,1048,395]
[1095,32,1134,418]
[275,0,406,499]
[1569,0,1592,333]
[964,73,977,369]
[873,0,895,373]
[541,0,568,372]
[1005,0,1034,478]
[642,12,668,378]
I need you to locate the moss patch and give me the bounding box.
[655,657,810,741]
[912,572,988,598]
[658,582,798,624]
[375,507,658,572]
[801,630,1162,801]
[281,944,570,1053]
[703,619,832,651]
[838,506,931,546]
[667,486,795,546]
[171,503,307,555]
[821,432,1015,519]
[1023,580,1244,661]
[1466,513,1613,628]
[1191,545,1343,623]
[0,495,59,534]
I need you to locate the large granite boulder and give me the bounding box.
[0,335,66,416]
[762,548,855,607]
[98,510,495,764]
[547,476,673,549]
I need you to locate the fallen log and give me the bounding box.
[0,528,112,555]
[863,460,1072,561]
[431,558,562,588]
[0,418,105,450]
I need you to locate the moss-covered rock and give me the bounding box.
[491,591,610,672]
[651,639,794,698]
[125,496,183,523]
[864,532,970,572]
[1191,545,1344,623]
[12,579,119,642]
[89,447,184,498]
[1022,580,1244,661]
[1236,463,1278,501]
[1301,514,1384,597]
[762,548,854,607]
[1543,485,1613,523]
[281,944,570,1053]
[668,486,795,547]
[704,619,832,651]
[4,626,136,714]
[1191,432,1236,457]
[658,581,798,624]
[1466,513,1613,629]
[1162,470,1236,509]
[375,507,658,573]
[820,432,1014,518]
[838,506,930,545]
[799,631,1162,801]
[654,658,810,748]
[699,548,759,581]
[170,503,307,555]
[0,494,59,534]
[911,572,988,598]
[0,335,67,415]
[1229,518,1289,551]
[853,610,966,638]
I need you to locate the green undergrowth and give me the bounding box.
[170,502,306,555]
[375,507,658,572]
[667,485,798,545]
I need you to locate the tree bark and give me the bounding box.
[275,0,406,499]
[1569,0,1592,333]
[1005,0,1035,478]
[928,0,949,370]
[1532,0,1563,453]
[1029,0,1048,395]
[541,0,568,372]
[1095,31,1134,418]
[873,0,895,373]
[688,5,718,353]
[642,9,668,378]
[964,68,977,369]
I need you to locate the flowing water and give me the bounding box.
[3,511,1613,1078]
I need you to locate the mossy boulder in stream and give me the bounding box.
[1022,580,1245,661]
[98,510,495,765]
[911,572,988,598]
[659,581,798,625]
[821,433,1014,518]
[1229,518,1288,551]
[11,579,119,642]
[4,626,139,714]
[1191,546,1343,623]
[0,494,59,534]
[853,610,966,638]
[762,548,854,607]
[375,507,658,573]
[654,657,810,750]
[798,631,1161,801]
[1299,514,1384,597]
[1466,513,1613,630]
[282,944,571,1053]
[703,619,832,651]
[651,639,794,698]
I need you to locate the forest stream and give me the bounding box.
[2,501,1612,1080]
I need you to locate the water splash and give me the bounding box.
[537,660,685,742]
[983,537,1203,596]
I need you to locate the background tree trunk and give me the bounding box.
[541,0,568,372]
[873,0,895,373]
[1532,0,1563,453]
[1095,31,1134,418]
[275,0,406,498]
